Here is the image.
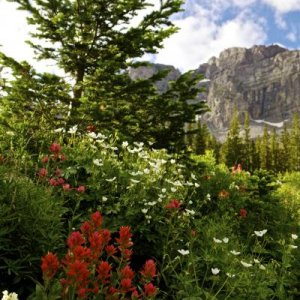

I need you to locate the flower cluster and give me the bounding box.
[1,291,18,300]
[41,211,158,299]
[38,143,85,193]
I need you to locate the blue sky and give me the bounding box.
[0,0,300,72]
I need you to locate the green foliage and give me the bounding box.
[0,165,65,297]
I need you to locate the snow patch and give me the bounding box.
[252,119,288,128]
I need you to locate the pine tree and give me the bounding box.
[0,0,206,151]
[270,128,279,172]
[221,107,243,167]
[259,126,271,170]
[289,113,300,171]
[279,124,291,172]
[241,111,252,170]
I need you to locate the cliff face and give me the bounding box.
[199,45,300,139]
[129,45,300,139]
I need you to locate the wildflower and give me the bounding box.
[102,196,108,202]
[195,182,200,188]
[68,125,78,134]
[140,260,156,281]
[48,178,58,186]
[230,250,241,256]
[226,272,236,278]
[165,199,181,209]
[121,265,135,279]
[54,128,65,133]
[177,249,189,255]
[106,177,116,182]
[218,189,229,199]
[232,164,242,174]
[97,261,112,284]
[291,234,298,240]
[41,252,60,279]
[67,231,85,249]
[63,183,71,191]
[141,208,148,214]
[91,211,102,228]
[80,221,91,234]
[162,188,167,193]
[39,168,48,177]
[116,226,133,249]
[120,278,133,292]
[254,229,267,237]
[49,142,61,153]
[171,187,177,192]
[93,159,103,166]
[122,141,129,148]
[223,237,229,243]
[105,245,117,257]
[206,193,211,201]
[67,260,90,284]
[144,283,157,297]
[239,208,247,218]
[259,264,266,270]
[76,185,86,193]
[290,245,298,249]
[213,237,222,244]
[211,268,220,275]
[240,261,252,268]
[253,259,260,264]
[41,156,49,163]
[170,159,176,164]
[144,168,150,174]
[1,291,18,300]
[87,124,96,132]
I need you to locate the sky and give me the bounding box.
[0,0,300,73]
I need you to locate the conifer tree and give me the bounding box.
[259,126,271,170]
[279,124,291,172]
[241,111,252,170]
[289,113,300,171]
[0,0,206,151]
[221,107,243,166]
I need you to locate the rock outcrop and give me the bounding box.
[199,45,300,139]
[130,45,300,140]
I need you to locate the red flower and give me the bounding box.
[80,221,92,234]
[239,208,247,218]
[39,168,48,177]
[121,265,135,280]
[232,164,242,174]
[165,199,181,209]
[97,261,112,284]
[41,252,60,279]
[89,231,105,255]
[60,154,67,161]
[72,246,92,261]
[66,260,90,284]
[49,178,58,186]
[131,289,139,299]
[57,177,65,185]
[91,211,102,228]
[63,183,71,191]
[116,226,133,249]
[77,185,86,193]
[140,259,156,281]
[41,156,49,163]
[87,124,96,132]
[105,245,117,257]
[67,231,85,249]
[49,143,61,153]
[120,278,132,292]
[144,283,157,297]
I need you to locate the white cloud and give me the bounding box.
[262,0,300,13]
[154,7,267,71]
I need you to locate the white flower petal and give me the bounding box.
[223,237,229,243]
[254,229,268,237]
[178,249,189,255]
[291,234,298,240]
[241,261,252,268]
[213,237,222,244]
[211,268,220,275]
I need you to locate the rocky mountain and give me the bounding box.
[130,45,300,140]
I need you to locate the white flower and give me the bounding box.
[240,261,252,268]
[143,168,150,174]
[141,208,148,214]
[289,245,298,249]
[188,200,193,204]
[68,125,78,134]
[213,237,222,244]
[226,272,236,278]
[162,188,167,193]
[54,127,65,133]
[177,249,189,255]
[170,159,176,164]
[157,198,162,203]
[206,194,211,201]
[211,268,220,275]
[130,179,140,184]
[291,234,298,240]
[171,187,177,192]
[93,159,103,166]
[223,237,229,243]
[2,291,18,300]
[259,264,266,270]
[230,250,241,256]
[185,209,195,216]
[122,141,129,148]
[195,183,200,188]
[185,181,194,186]
[87,132,97,139]
[102,196,108,202]
[253,259,260,264]
[106,177,116,182]
[191,173,196,180]
[254,229,268,237]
